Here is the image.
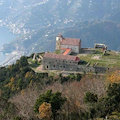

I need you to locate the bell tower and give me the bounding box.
[55,34,63,50]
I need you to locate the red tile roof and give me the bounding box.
[63,49,71,55]
[44,53,80,61]
[61,38,80,46]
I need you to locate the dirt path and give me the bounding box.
[35,65,44,72]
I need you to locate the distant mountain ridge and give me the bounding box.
[0,0,120,55]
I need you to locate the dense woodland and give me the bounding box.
[0,56,120,120]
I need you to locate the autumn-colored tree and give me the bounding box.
[106,70,120,83]
[34,90,66,120]
[38,102,52,120]
[5,77,15,91]
[25,71,34,78]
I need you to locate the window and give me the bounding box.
[53,65,55,67]
[63,66,65,68]
[47,66,48,68]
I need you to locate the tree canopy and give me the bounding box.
[84,92,98,103]
[34,90,66,119]
[39,102,52,120]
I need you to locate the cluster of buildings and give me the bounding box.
[43,34,82,71]
[42,34,108,73]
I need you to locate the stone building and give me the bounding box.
[42,35,109,73]
[94,43,107,51]
[43,53,109,73]
[56,34,81,54]
[43,53,80,71]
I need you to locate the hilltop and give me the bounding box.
[26,34,120,74]
[78,50,120,68]
[29,50,120,75]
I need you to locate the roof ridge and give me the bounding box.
[44,53,80,61]
[61,38,81,46]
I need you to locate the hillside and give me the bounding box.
[1,55,120,119]
[0,55,106,120]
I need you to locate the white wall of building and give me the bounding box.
[61,45,79,53]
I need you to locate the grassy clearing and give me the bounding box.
[28,58,42,69]
[78,51,120,67]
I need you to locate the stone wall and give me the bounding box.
[80,48,98,54]
[43,57,108,74]
[77,65,108,74]
[94,66,108,74]
[43,58,78,71]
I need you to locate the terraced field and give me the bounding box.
[78,51,120,67]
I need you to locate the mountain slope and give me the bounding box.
[1,0,120,57]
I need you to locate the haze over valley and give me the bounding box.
[1,0,120,65]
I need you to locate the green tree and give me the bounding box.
[107,83,120,111]
[34,90,66,120]
[87,83,120,119]
[84,92,98,103]
[76,73,82,81]
[21,66,32,76]
[19,56,28,67]
[107,83,120,99]
[89,97,115,118]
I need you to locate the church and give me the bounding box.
[56,34,81,54]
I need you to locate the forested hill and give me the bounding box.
[1,0,120,54]
[1,55,120,119]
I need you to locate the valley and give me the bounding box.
[0,26,17,63]
[0,0,120,66]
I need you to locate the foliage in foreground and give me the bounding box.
[85,83,120,119]
[34,90,66,120]
[0,56,49,99]
[38,102,52,120]
[0,97,18,120]
[1,55,120,119]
